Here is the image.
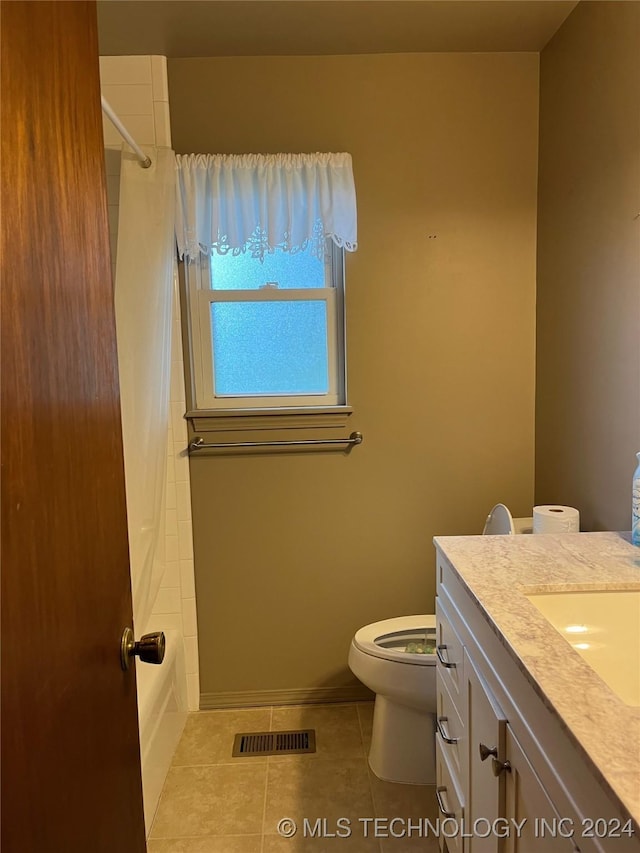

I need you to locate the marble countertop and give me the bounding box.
[433,531,640,827]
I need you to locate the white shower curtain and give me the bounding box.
[114,146,175,633]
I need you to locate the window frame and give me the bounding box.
[182,241,350,429]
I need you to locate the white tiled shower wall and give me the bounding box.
[100,55,200,711]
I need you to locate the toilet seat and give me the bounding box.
[483,503,515,535]
[353,615,437,666]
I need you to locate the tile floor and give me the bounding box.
[148,702,440,853]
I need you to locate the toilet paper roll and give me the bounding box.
[533,505,580,534]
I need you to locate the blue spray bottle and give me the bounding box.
[633,452,640,546]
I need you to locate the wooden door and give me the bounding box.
[0,3,146,851]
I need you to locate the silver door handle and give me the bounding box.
[120,627,166,670]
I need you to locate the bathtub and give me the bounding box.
[136,629,188,834]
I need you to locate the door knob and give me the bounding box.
[120,627,166,670]
[479,743,498,762]
[492,758,512,777]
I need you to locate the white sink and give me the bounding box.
[526,589,640,707]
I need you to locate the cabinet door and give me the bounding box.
[465,652,507,853]
[503,725,578,853]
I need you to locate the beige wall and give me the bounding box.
[536,2,640,531]
[168,53,539,704]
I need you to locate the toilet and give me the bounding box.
[348,615,437,785]
[349,504,534,786]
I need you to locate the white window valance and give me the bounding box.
[175,152,357,262]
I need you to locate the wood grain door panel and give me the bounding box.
[1,3,146,850]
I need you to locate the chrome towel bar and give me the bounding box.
[188,431,363,454]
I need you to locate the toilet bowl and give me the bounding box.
[348,615,437,785]
[350,504,532,786]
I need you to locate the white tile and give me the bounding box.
[184,636,199,675]
[151,55,168,101]
[173,439,188,461]
[99,55,152,86]
[102,84,153,117]
[166,453,176,484]
[182,598,198,637]
[172,383,186,407]
[170,359,185,402]
[161,561,180,589]
[172,322,184,355]
[174,451,189,484]
[176,481,192,521]
[180,559,196,599]
[106,174,120,205]
[178,520,194,560]
[171,334,184,367]
[103,120,124,148]
[165,508,178,537]
[165,480,177,510]
[153,100,172,147]
[171,390,186,410]
[171,320,180,348]
[187,673,201,712]
[118,114,156,146]
[172,279,182,308]
[153,586,181,615]
[146,611,183,634]
[171,402,187,438]
[165,534,179,563]
[172,273,182,305]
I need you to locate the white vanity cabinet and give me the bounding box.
[434,547,639,853]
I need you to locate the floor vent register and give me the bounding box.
[232,729,316,757]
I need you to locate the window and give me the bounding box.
[175,152,357,424]
[185,239,346,411]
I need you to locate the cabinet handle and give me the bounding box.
[492,758,512,777]
[436,644,456,668]
[437,716,459,744]
[479,743,498,762]
[435,785,456,818]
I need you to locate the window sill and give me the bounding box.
[186,405,353,434]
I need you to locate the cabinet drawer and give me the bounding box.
[436,671,465,784]
[436,737,465,853]
[436,596,465,709]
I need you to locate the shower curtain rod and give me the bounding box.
[101,95,152,169]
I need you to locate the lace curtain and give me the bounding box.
[175,152,357,262]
